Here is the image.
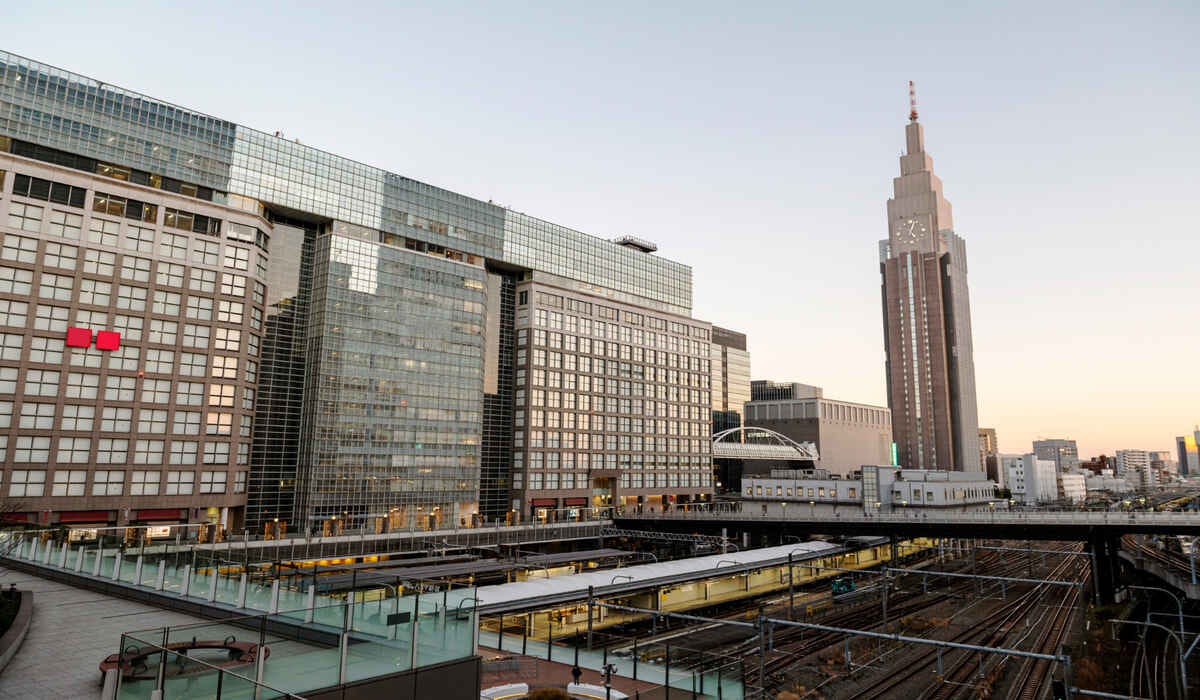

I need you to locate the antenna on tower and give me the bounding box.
[909,81,918,122]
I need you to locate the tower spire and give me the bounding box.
[909,80,918,122]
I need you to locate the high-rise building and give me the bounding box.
[710,326,750,434]
[1032,438,1080,474]
[879,87,980,471]
[978,428,1001,488]
[0,50,714,533]
[1176,429,1199,477]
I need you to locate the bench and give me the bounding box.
[99,636,269,683]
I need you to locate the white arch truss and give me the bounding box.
[711,427,821,461]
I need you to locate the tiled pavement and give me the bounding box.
[0,564,209,700]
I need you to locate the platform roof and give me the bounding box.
[475,541,839,613]
[518,548,638,566]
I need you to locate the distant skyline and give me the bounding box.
[4,1,1197,458]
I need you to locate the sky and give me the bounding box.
[4,1,1198,459]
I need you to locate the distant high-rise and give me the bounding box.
[1032,439,1080,474]
[710,326,751,433]
[1176,429,1199,476]
[880,85,980,471]
[979,428,1001,486]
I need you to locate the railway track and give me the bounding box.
[842,545,1087,700]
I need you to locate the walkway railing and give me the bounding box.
[621,504,1200,528]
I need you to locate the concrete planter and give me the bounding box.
[0,591,33,674]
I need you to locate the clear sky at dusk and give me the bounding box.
[5,1,1197,459]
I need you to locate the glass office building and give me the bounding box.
[0,50,711,533]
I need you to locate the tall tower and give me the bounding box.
[880,84,981,471]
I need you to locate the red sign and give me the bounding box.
[133,508,185,521]
[58,510,114,523]
[95,330,121,350]
[65,326,92,347]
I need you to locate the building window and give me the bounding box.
[169,441,198,466]
[217,300,243,324]
[205,412,233,436]
[107,344,139,372]
[141,379,171,403]
[103,375,136,401]
[14,437,50,461]
[92,470,124,496]
[211,356,238,379]
[0,268,33,295]
[61,404,95,431]
[166,470,195,495]
[88,217,120,246]
[124,226,155,254]
[220,273,247,297]
[78,279,112,306]
[189,268,216,292]
[52,469,88,496]
[117,284,148,311]
[172,411,201,435]
[96,439,129,464]
[176,381,204,406]
[8,469,46,497]
[7,203,43,233]
[234,471,247,493]
[148,319,178,346]
[29,336,64,364]
[131,470,161,496]
[0,300,28,327]
[134,440,164,465]
[159,233,188,260]
[24,369,60,396]
[43,241,78,270]
[223,246,249,271]
[185,296,213,321]
[43,210,84,242]
[34,303,69,333]
[113,314,142,341]
[180,353,207,377]
[183,324,209,349]
[199,471,227,493]
[156,262,185,288]
[153,290,181,316]
[136,409,169,433]
[38,272,74,301]
[213,328,240,352]
[191,239,220,266]
[144,349,174,375]
[208,384,236,407]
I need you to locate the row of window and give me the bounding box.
[518,408,708,433]
[515,449,710,468]
[517,430,710,451]
[0,406,247,436]
[5,469,243,497]
[0,358,254,393]
[11,173,87,209]
[528,309,710,358]
[526,290,709,342]
[1,437,247,465]
[516,471,709,490]
[9,139,218,203]
[749,484,861,499]
[3,200,265,276]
